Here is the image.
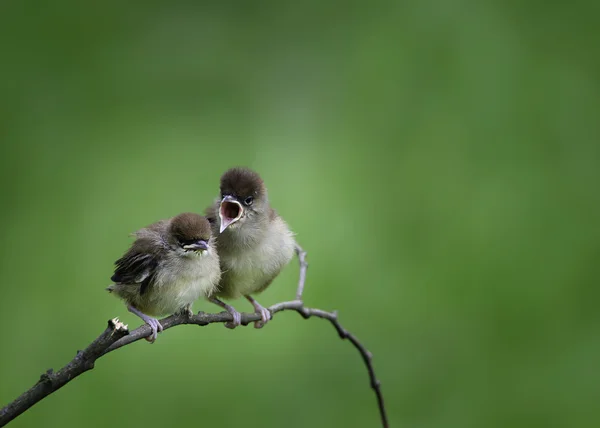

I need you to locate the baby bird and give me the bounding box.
[206,167,296,328]
[107,213,221,342]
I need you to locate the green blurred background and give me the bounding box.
[1,1,598,427]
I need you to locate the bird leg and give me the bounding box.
[294,243,308,301]
[210,298,241,329]
[245,295,271,329]
[127,305,163,343]
[180,303,194,318]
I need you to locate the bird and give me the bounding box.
[107,212,221,342]
[206,167,296,328]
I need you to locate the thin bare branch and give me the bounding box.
[0,301,387,428]
[294,244,308,300]
[0,318,129,427]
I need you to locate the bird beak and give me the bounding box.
[219,195,243,233]
[183,240,209,252]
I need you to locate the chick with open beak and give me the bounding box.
[206,167,296,328]
[219,195,244,233]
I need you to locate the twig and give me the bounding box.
[294,244,308,300]
[290,303,389,428]
[0,318,129,427]
[0,301,387,427]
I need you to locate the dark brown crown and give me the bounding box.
[169,213,211,242]
[220,167,266,199]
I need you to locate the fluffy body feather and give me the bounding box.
[108,213,221,317]
[209,204,295,299]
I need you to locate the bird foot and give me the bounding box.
[144,318,164,343]
[245,296,271,329]
[210,298,242,329]
[225,310,242,329]
[128,305,163,343]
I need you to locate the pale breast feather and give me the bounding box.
[225,216,295,295]
[141,251,216,314]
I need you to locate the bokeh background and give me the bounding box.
[1,1,598,427]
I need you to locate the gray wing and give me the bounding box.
[111,240,160,295]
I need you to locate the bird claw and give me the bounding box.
[128,305,163,343]
[251,301,271,329]
[224,310,242,329]
[210,298,242,329]
[143,318,163,343]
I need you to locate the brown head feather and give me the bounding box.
[169,213,212,242]
[220,167,266,201]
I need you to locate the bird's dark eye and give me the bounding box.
[179,238,197,246]
[244,196,254,206]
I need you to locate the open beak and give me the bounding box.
[183,240,209,252]
[219,195,243,233]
